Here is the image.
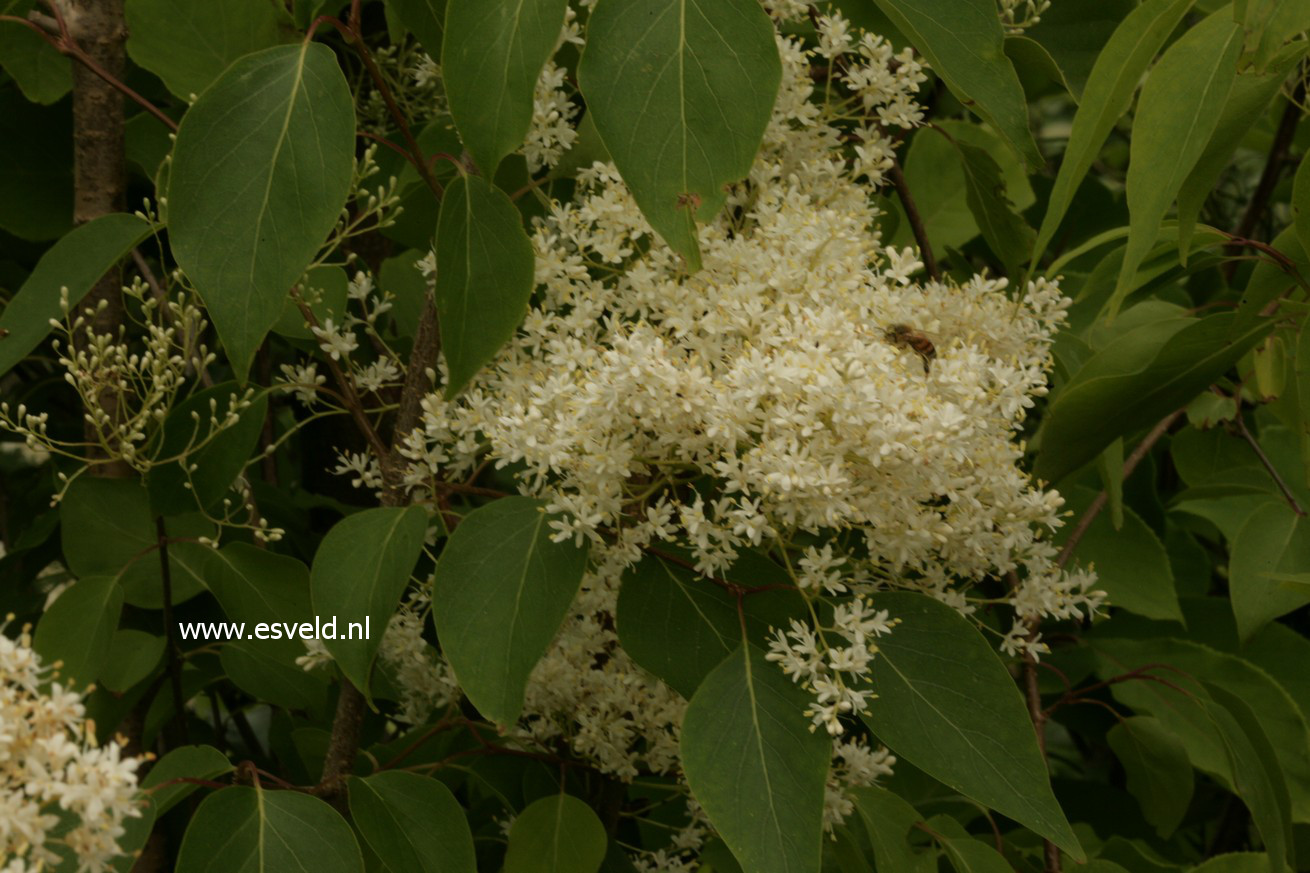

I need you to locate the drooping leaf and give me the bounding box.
[1107,716,1194,837]
[1113,11,1243,315]
[124,0,281,99]
[310,506,428,694]
[1035,312,1272,483]
[147,383,268,516]
[860,591,1082,858]
[433,497,588,725]
[0,213,151,376]
[502,794,607,873]
[443,0,568,175]
[168,44,356,382]
[175,786,364,873]
[33,576,122,690]
[869,0,1040,167]
[142,745,234,816]
[1031,0,1195,270]
[349,771,476,873]
[1230,501,1310,641]
[577,0,781,269]
[681,643,831,873]
[949,134,1035,278]
[1203,685,1294,873]
[434,174,536,397]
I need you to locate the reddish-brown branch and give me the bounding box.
[889,160,940,281]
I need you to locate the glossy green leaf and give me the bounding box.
[682,643,831,873]
[1032,0,1194,269]
[578,0,781,269]
[147,383,269,516]
[1230,501,1310,641]
[33,576,122,689]
[168,43,356,382]
[385,0,446,57]
[869,0,1040,167]
[443,0,567,174]
[433,497,588,724]
[124,0,281,99]
[860,591,1082,858]
[0,0,71,104]
[1114,11,1243,315]
[434,174,535,396]
[1036,312,1271,483]
[310,506,428,694]
[1107,716,1194,837]
[503,794,607,873]
[0,213,151,376]
[143,745,234,816]
[175,786,364,873]
[1057,486,1181,620]
[349,771,476,873]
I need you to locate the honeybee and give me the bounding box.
[883,323,936,373]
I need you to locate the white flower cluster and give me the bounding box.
[376,592,460,725]
[0,622,144,873]
[823,738,897,831]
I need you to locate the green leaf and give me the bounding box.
[860,591,1081,858]
[1190,855,1275,873]
[100,629,165,693]
[1230,501,1310,641]
[0,1,71,104]
[1178,45,1307,261]
[1294,145,1310,261]
[932,817,1014,873]
[852,786,928,873]
[433,497,588,724]
[310,506,428,694]
[175,786,364,873]
[33,576,123,689]
[948,134,1035,278]
[385,0,446,57]
[1098,438,1126,529]
[1203,684,1294,873]
[0,213,151,376]
[434,174,536,397]
[503,794,607,873]
[349,771,476,873]
[1106,716,1194,837]
[870,0,1040,167]
[168,43,356,382]
[1032,0,1195,269]
[1113,11,1243,315]
[1057,486,1181,621]
[147,383,268,516]
[1241,0,1310,69]
[124,0,281,99]
[681,643,831,873]
[143,745,234,816]
[577,0,781,269]
[273,265,349,339]
[1024,0,1138,100]
[1036,312,1271,483]
[443,0,568,175]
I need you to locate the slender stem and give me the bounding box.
[889,160,940,281]
[1226,86,1304,279]
[315,680,365,802]
[1235,416,1306,516]
[156,517,190,745]
[1056,409,1185,569]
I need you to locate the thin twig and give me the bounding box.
[889,161,940,281]
[1235,415,1306,515]
[1226,85,1304,279]
[1056,409,1185,569]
